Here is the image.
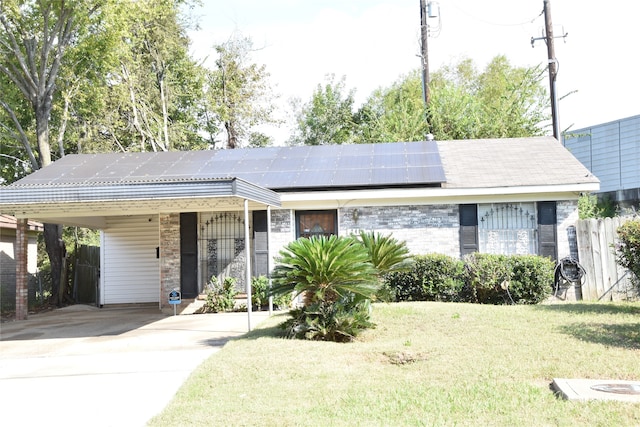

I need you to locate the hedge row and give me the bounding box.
[384,253,555,305]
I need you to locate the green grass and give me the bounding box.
[149,302,640,426]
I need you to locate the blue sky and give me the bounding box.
[187,0,640,144]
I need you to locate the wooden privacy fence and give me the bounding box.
[73,244,100,305]
[575,217,638,301]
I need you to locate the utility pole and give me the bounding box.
[544,0,560,140]
[420,0,430,109]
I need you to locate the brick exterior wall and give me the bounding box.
[153,201,580,309]
[15,219,28,320]
[159,213,180,308]
[339,204,460,257]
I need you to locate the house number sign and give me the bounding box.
[169,289,181,316]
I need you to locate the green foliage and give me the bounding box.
[578,193,617,219]
[386,253,553,305]
[354,70,428,143]
[428,56,548,140]
[270,235,379,306]
[251,275,291,311]
[205,32,278,149]
[462,253,553,304]
[353,230,412,277]
[462,253,513,304]
[270,235,380,342]
[385,254,465,302]
[506,255,555,304]
[279,297,374,343]
[291,56,548,146]
[203,277,237,313]
[289,74,357,145]
[616,219,640,289]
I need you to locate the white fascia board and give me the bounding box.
[279,183,599,209]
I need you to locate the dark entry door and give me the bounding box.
[180,213,198,298]
[537,202,557,260]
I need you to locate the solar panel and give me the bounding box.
[332,168,372,186]
[9,141,446,190]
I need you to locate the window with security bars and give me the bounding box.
[478,203,537,255]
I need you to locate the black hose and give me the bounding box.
[553,257,586,297]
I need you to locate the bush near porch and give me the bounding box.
[384,253,554,304]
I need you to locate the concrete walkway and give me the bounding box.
[0,305,269,426]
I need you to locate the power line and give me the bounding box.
[448,0,543,27]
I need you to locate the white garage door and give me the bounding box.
[101,215,159,304]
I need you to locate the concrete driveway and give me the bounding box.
[0,305,269,427]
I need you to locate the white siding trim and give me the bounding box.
[102,215,159,304]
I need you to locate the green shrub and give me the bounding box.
[270,235,379,342]
[461,253,512,304]
[251,275,291,311]
[616,219,640,288]
[203,276,237,313]
[506,255,554,304]
[251,275,268,310]
[462,253,553,304]
[386,253,553,305]
[279,296,374,342]
[385,254,465,302]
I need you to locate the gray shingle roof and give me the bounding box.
[437,136,599,188]
[2,137,598,195]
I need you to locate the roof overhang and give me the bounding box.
[0,178,280,228]
[278,182,600,209]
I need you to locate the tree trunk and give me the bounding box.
[225,121,238,149]
[158,71,170,151]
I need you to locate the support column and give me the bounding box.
[15,218,29,320]
[244,200,253,331]
[267,205,273,315]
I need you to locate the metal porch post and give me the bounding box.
[244,199,253,331]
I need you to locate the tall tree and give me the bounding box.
[291,56,549,145]
[355,71,428,143]
[289,74,357,146]
[205,33,277,149]
[0,0,109,303]
[428,56,548,139]
[107,0,205,152]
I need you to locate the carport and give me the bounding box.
[0,151,281,327]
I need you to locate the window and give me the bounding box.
[478,203,537,255]
[296,210,337,238]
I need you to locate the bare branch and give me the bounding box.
[0,13,38,98]
[0,100,39,169]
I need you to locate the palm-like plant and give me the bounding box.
[270,235,378,307]
[354,230,412,277]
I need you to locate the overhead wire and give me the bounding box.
[447,0,543,27]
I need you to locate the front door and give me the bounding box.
[180,212,198,298]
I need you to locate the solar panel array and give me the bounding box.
[12,141,446,190]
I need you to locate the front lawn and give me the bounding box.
[149,302,640,426]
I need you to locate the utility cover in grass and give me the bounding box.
[552,379,640,402]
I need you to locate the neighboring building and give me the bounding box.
[0,215,42,311]
[563,114,640,208]
[0,137,599,311]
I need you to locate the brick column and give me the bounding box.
[159,213,181,309]
[15,218,29,320]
